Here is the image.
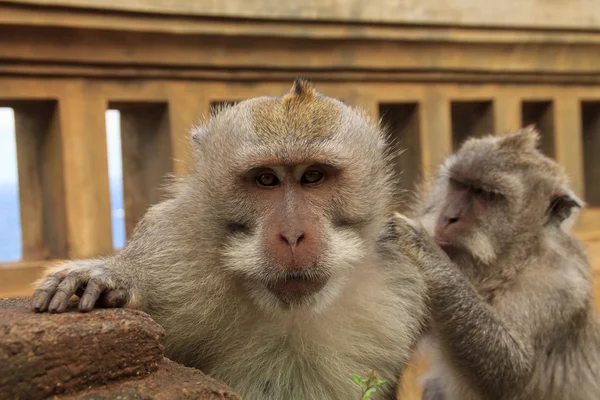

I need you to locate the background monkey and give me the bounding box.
[392,127,600,400]
[31,79,428,400]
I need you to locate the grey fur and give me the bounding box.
[396,127,600,400]
[32,83,428,400]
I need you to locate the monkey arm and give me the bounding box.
[426,261,535,399]
[430,255,592,400]
[32,201,178,314]
[391,213,535,398]
[421,377,447,400]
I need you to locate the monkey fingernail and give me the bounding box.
[48,291,69,313]
[79,298,91,312]
[56,301,69,313]
[32,292,47,312]
[48,297,61,313]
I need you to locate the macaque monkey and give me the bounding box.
[31,79,428,400]
[391,127,600,400]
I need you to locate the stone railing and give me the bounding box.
[0,0,599,296]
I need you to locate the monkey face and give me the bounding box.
[420,126,581,268]
[243,164,335,305]
[219,162,372,311]
[429,175,505,265]
[195,82,395,312]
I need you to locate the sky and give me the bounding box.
[0,108,126,257]
[0,108,19,185]
[0,108,124,185]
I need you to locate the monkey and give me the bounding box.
[388,126,600,400]
[30,79,429,400]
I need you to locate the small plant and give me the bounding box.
[351,369,388,400]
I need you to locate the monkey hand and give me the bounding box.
[32,259,130,314]
[389,212,451,274]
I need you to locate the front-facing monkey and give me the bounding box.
[392,127,600,400]
[31,79,428,400]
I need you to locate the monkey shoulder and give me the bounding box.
[505,229,593,298]
[488,237,595,350]
[542,228,590,269]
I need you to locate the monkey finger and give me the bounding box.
[48,274,85,313]
[78,280,103,312]
[32,274,62,312]
[32,289,55,313]
[96,288,129,309]
[392,212,422,232]
[389,221,419,247]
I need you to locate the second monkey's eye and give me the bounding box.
[301,169,324,185]
[257,173,280,187]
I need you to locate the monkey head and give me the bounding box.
[187,79,396,312]
[417,126,584,266]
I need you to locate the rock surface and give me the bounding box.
[54,358,241,400]
[0,297,241,400]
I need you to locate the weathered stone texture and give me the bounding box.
[0,297,241,400]
[55,358,241,400]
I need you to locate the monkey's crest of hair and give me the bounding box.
[288,77,317,97]
[446,126,570,194]
[496,124,541,152]
[195,78,375,145]
[460,125,543,160]
[251,77,341,139]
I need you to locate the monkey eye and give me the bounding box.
[450,178,468,191]
[472,187,485,196]
[301,169,324,185]
[257,173,279,187]
[472,186,502,202]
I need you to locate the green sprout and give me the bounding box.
[351,369,388,400]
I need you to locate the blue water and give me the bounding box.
[0,182,126,261]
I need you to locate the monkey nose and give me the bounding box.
[279,230,305,248]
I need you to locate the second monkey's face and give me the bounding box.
[418,128,572,270]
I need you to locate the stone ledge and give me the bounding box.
[4,0,600,30]
[54,358,241,400]
[0,297,241,400]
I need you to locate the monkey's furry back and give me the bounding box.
[523,230,600,400]
[107,86,428,400]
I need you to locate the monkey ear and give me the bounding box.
[499,125,540,151]
[548,186,585,224]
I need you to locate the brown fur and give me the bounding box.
[252,78,340,139]
[393,127,600,400]
[31,80,428,400]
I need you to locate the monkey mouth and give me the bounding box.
[434,237,467,261]
[265,271,328,304]
[434,236,457,252]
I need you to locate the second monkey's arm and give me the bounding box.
[391,213,535,400]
